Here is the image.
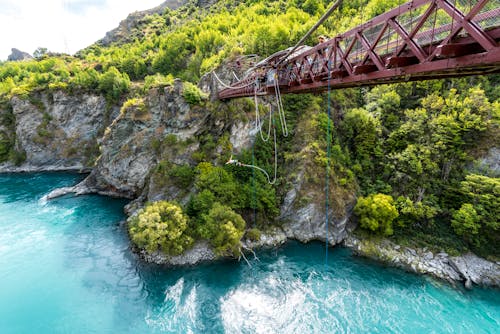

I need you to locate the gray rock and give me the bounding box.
[477,147,500,175]
[7,48,32,61]
[141,241,216,266]
[242,227,287,249]
[449,253,500,287]
[344,235,499,288]
[79,83,205,198]
[0,91,110,173]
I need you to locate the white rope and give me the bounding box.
[273,73,288,137]
[212,71,256,90]
[226,122,278,185]
[232,71,240,81]
[254,87,272,142]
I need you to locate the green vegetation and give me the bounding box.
[182,82,207,105]
[1,0,498,259]
[346,81,499,257]
[201,203,246,256]
[128,201,194,255]
[354,194,398,236]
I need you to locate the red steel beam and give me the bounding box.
[218,0,500,100]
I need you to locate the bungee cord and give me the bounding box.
[254,86,272,142]
[212,71,256,90]
[226,118,278,185]
[273,73,288,137]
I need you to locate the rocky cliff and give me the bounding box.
[3,76,498,288]
[0,90,117,172]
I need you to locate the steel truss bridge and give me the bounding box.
[218,0,500,99]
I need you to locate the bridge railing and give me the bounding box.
[218,0,500,99]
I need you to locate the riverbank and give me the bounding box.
[343,234,500,289]
[125,216,500,289]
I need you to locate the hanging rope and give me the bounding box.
[254,87,272,142]
[226,118,278,185]
[212,71,256,90]
[232,71,240,81]
[273,73,289,137]
[325,59,332,263]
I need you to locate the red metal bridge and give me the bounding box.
[218,0,500,99]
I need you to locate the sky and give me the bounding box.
[0,0,164,60]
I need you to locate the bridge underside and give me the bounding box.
[218,0,500,99]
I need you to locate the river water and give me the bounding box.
[0,173,498,333]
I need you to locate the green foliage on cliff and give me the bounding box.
[201,203,246,256]
[354,194,398,236]
[340,79,499,257]
[128,201,194,255]
[0,0,498,259]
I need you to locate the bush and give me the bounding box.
[354,193,399,236]
[201,202,246,256]
[98,66,130,102]
[144,73,174,91]
[245,228,262,242]
[182,82,207,105]
[451,203,481,237]
[128,201,194,255]
[168,164,195,188]
[120,98,147,116]
[194,162,243,208]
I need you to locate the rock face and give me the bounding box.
[140,241,216,266]
[80,80,207,198]
[7,48,33,61]
[478,147,500,175]
[344,234,500,288]
[0,91,112,172]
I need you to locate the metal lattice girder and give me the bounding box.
[218,0,500,100]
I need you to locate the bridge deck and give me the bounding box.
[218,0,500,99]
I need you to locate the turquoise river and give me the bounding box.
[0,173,499,333]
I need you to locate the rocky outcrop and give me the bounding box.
[478,147,500,175]
[7,48,33,61]
[79,79,207,198]
[344,234,500,288]
[138,227,287,266]
[0,90,113,173]
[140,241,216,266]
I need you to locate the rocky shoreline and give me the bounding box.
[343,234,500,289]
[124,215,500,290]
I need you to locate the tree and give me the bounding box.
[33,47,48,59]
[128,201,194,255]
[451,203,481,237]
[201,202,246,256]
[354,193,399,235]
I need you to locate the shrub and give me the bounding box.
[182,81,207,105]
[98,66,130,102]
[120,98,147,116]
[8,149,27,166]
[451,203,481,237]
[128,201,194,255]
[201,202,246,256]
[144,73,174,91]
[245,228,262,242]
[194,162,243,208]
[354,193,399,236]
[168,164,195,188]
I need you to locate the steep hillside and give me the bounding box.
[0,0,498,284]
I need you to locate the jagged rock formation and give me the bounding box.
[7,48,33,61]
[81,79,206,198]
[0,90,116,172]
[344,235,500,288]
